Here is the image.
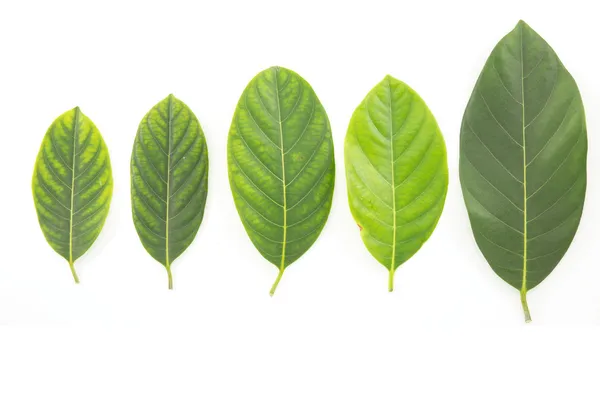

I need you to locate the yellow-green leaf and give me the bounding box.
[32,107,113,283]
[345,76,448,291]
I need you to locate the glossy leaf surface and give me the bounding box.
[131,95,208,289]
[32,107,113,282]
[459,21,587,321]
[345,76,448,291]
[228,66,335,295]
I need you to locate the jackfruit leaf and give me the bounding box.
[228,66,335,295]
[32,107,113,282]
[345,76,448,291]
[131,95,209,289]
[459,21,587,322]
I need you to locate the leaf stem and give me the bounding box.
[520,289,532,323]
[388,268,395,292]
[167,267,173,290]
[270,268,284,296]
[69,261,79,284]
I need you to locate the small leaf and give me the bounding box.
[131,95,209,289]
[228,66,335,295]
[345,76,448,291]
[32,107,113,282]
[459,21,587,322]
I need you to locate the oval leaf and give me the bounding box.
[459,21,587,322]
[32,107,113,283]
[131,95,209,289]
[345,76,448,291]
[228,66,335,295]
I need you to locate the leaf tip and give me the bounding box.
[516,19,532,32]
[72,106,82,118]
[383,74,397,85]
[269,65,288,78]
[381,74,408,91]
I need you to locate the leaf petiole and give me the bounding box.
[270,268,285,296]
[167,267,173,290]
[520,289,532,323]
[69,261,80,284]
[388,268,395,292]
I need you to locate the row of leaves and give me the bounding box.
[32,21,587,322]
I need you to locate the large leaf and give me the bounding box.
[345,76,448,291]
[459,21,587,322]
[131,95,209,289]
[228,66,335,295]
[32,107,113,283]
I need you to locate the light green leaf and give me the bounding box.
[32,107,113,283]
[131,95,209,289]
[460,21,587,322]
[345,76,448,291]
[228,66,335,295]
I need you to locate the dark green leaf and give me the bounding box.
[228,66,335,295]
[131,95,209,289]
[345,76,448,291]
[32,107,113,283]
[459,21,587,321]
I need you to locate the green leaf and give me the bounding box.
[459,21,587,322]
[345,76,448,292]
[131,95,209,289]
[228,66,335,295]
[32,107,113,283]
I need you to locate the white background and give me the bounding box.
[1,0,599,398]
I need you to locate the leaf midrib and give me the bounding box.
[387,82,397,277]
[517,25,535,321]
[520,27,528,297]
[69,107,80,267]
[274,70,287,273]
[166,95,173,270]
